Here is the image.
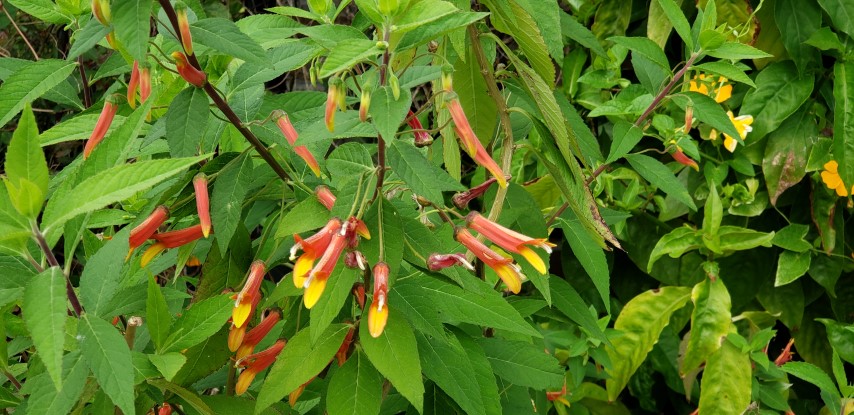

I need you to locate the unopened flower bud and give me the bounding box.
[684,105,694,134]
[175,3,194,56]
[406,110,432,147]
[92,0,111,25]
[84,97,120,159]
[172,51,206,87]
[194,174,211,237]
[158,403,173,415]
[128,61,140,109]
[344,251,367,270]
[326,77,343,132]
[671,146,699,171]
[388,73,400,100]
[441,64,454,92]
[452,176,503,209]
[140,65,151,104]
[359,85,372,122]
[335,324,356,366]
[427,253,475,271]
[351,283,365,309]
[315,185,336,210]
[378,0,400,15]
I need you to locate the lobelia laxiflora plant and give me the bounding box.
[3,0,854,414]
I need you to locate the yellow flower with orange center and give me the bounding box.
[821,160,854,197]
[689,74,732,103]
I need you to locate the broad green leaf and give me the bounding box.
[394,0,458,33]
[741,61,814,140]
[171,327,232,386]
[481,0,555,86]
[326,351,384,415]
[67,18,113,60]
[5,0,69,24]
[148,353,187,381]
[763,107,814,205]
[590,0,631,39]
[319,39,382,78]
[774,251,812,286]
[39,114,128,146]
[452,37,497,147]
[369,86,411,141]
[112,0,152,62]
[671,92,742,143]
[804,27,846,51]
[255,324,349,414]
[609,36,670,70]
[147,275,173,351]
[236,14,304,47]
[78,228,130,317]
[772,224,812,253]
[190,18,269,66]
[782,361,840,398]
[550,277,608,343]
[517,0,563,62]
[817,0,854,39]
[648,227,703,271]
[716,226,774,252]
[833,60,854,189]
[359,198,405,277]
[397,12,489,52]
[0,59,78,129]
[275,197,331,239]
[148,378,214,415]
[416,332,485,415]
[681,278,732,374]
[775,0,821,74]
[556,217,610,313]
[654,0,692,51]
[211,153,254,253]
[605,121,643,164]
[605,286,691,401]
[23,351,89,415]
[697,336,752,415]
[324,141,376,188]
[476,337,563,389]
[387,140,464,203]
[292,112,377,147]
[23,268,66,390]
[167,87,209,157]
[231,41,322,93]
[41,156,208,233]
[310,267,358,345]
[4,104,48,218]
[161,294,233,353]
[559,13,607,58]
[694,61,755,88]
[625,154,696,210]
[455,332,502,415]
[360,310,424,413]
[818,319,854,365]
[704,42,773,60]
[79,315,135,415]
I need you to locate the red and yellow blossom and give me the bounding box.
[92,0,111,25]
[325,77,344,132]
[232,261,267,328]
[275,112,322,177]
[302,230,348,309]
[235,339,286,395]
[406,110,432,147]
[455,228,523,294]
[689,74,732,103]
[466,212,554,275]
[671,146,699,171]
[129,205,169,251]
[83,97,119,159]
[821,160,853,196]
[427,253,475,271]
[193,174,211,238]
[172,52,206,87]
[367,262,389,338]
[152,224,206,248]
[290,218,343,288]
[236,309,282,360]
[708,111,753,153]
[175,3,193,55]
[315,185,336,210]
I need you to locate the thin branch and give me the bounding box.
[78,56,92,108]
[372,27,393,203]
[0,2,39,60]
[33,225,82,317]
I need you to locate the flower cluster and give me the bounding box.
[821,160,854,197]
[687,73,754,153]
[274,112,322,177]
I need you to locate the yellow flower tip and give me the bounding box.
[141,242,167,267]
[367,301,389,338]
[289,384,307,407]
[825,160,839,173]
[354,220,371,239]
[303,278,328,309]
[293,256,314,287]
[235,370,256,395]
[715,83,733,103]
[495,263,522,294]
[228,324,246,352]
[518,246,547,275]
[125,247,134,262]
[236,344,254,361]
[308,162,322,178]
[201,225,211,239]
[723,135,737,153]
[232,302,252,329]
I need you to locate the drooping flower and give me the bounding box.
[359,84,372,122]
[228,323,247,352]
[140,65,151,104]
[406,110,433,147]
[345,216,370,249]
[172,51,206,87]
[290,218,343,288]
[821,160,853,197]
[275,112,321,177]
[129,205,169,251]
[235,339,286,395]
[232,261,267,328]
[546,381,570,406]
[689,74,732,103]
[141,242,167,267]
[344,250,367,270]
[92,0,111,25]
[773,338,795,366]
[452,177,502,209]
[335,324,355,366]
[351,283,365,309]
[302,230,348,309]
[708,111,753,153]
[466,212,554,275]
[193,174,211,238]
[128,61,140,109]
[367,262,389,338]
[83,97,119,159]
[236,309,282,360]
[152,224,206,248]
[427,253,475,271]
[326,77,343,132]
[315,185,336,210]
[446,97,508,186]
[158,403,173,415]
[671,146,699,171]
[175,3,193,55]
[455,228,524,294]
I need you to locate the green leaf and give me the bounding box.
[476,337,563,389]
[5,0,70,24]
[23,268,66,390]
[772,224,812,253]
[4,103,48,218]
[147,276,173,351]
[481,0,555,85]
[763,107,814,205]
[39,113,128,146]
[781,361,840,398]
[161,294,233,353]
[697,336,752,415]
[654,0,693,51]
[605,286,691,401]
[171,327,231,386]
[693,61,755,88]
[326,351,384,415]
[816,0,854,39]
[319,39,382,78]
[741,61,814,140]
[716,226,774,252]
[416,332,485,415]
[559,13,607,58]
[452,38,497,147]
[625,154,696,210]
[41,156,208,233]
[324,141,376,187]
[190,18,269,66]
[397,12,489,52]
[369,86,411,141]
[79,315,135,415]
[647,227,703,271]
[359,198,405,277]
[167,87,209,157]
[704,42,773,60]
[148,378,215,415]
[804,27,846,51]
[275,197,331,239]
[112,0,152,62]
[231,41,322,94]
[387,140,464,203]
[360,309,424,413]
[605,120,643,164]
[556,217,610,314]
[817,319,854,365]
[0,59,78,129]
[550,276,608,343]
[518,0,563,62]
[67,18,114,60]
[833,60,854,189]
[310,267,358,345]
[394,0,458,33]
[148,353,187,381]
[211,153,254,253]
[609,36,670,70]
[255,324,349,414]
[681,278,732,374]
[23,351,89,415]
[774,251,812,286]
[672,91,742,143]
[455,332,502,415]
[775,0,821,74]
[78,228,130,317]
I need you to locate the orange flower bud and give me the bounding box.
[128,61,140,109]
[359,85,372,122]
[455,228,523,294]
[452,177,501,209]
[367,262,389,338]
[315,185,336,210]
[193,174,211,238]
[175,3,193,55]
[325,77,343,132]
[672,147,699,171]
[233,261,267,328]
[84,98,119,159]
[335,325,355,366]
[351,282,365,309]
[172,52,206,87]
[406,110,432,147]
[228,323,247,352]
[446,97,507,187]
[236,309,282,360]
[129,205,170,250]
[158,403,173,415]
[467,212,553,275]
[441,65,453,92]
[236,339,285,395]
[140,65,151,104]
[275,113,321,177]
[152,224,206,248]
[92,0,111,25]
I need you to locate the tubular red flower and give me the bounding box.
[141,242,167,267]
[303,231,347,309]
[228,323,247,352]
[466,212,553,274]
[233,261,267,328]
[140,66,151,104]
[83,99,119,159]
[236,309,282,360]
[345,216,370,249]
[275,113,321,177]
[325,78,342,132]
[407,110,433,147]
[193,174,211,238]
[367,262,389,338]
[152,224,206,248]
[335,325,355,366]
[672,147,699,171]
[129,205,169,250]
[774,338,795,366]
[427,253,475,271]
[351,282,366,310]
[446,99,478,155]
[315,185,336,210]
[176,4,193,55]
[172,52,206,87]
[359,85,372,122]
[290,218,343,287]
[128,61,140,109]
[235,339,286,395]
[158,403,173,415]
[455,228,523,294]
[452,177,502,209]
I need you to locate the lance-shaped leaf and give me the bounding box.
[697,336,752,415]
[360,310,424,413]
[681,278,732,374]
[22,268,66,389]
[832,60,854,190]
[326,351,384,415]
[79,315,135,415]
[0,59,77,129]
